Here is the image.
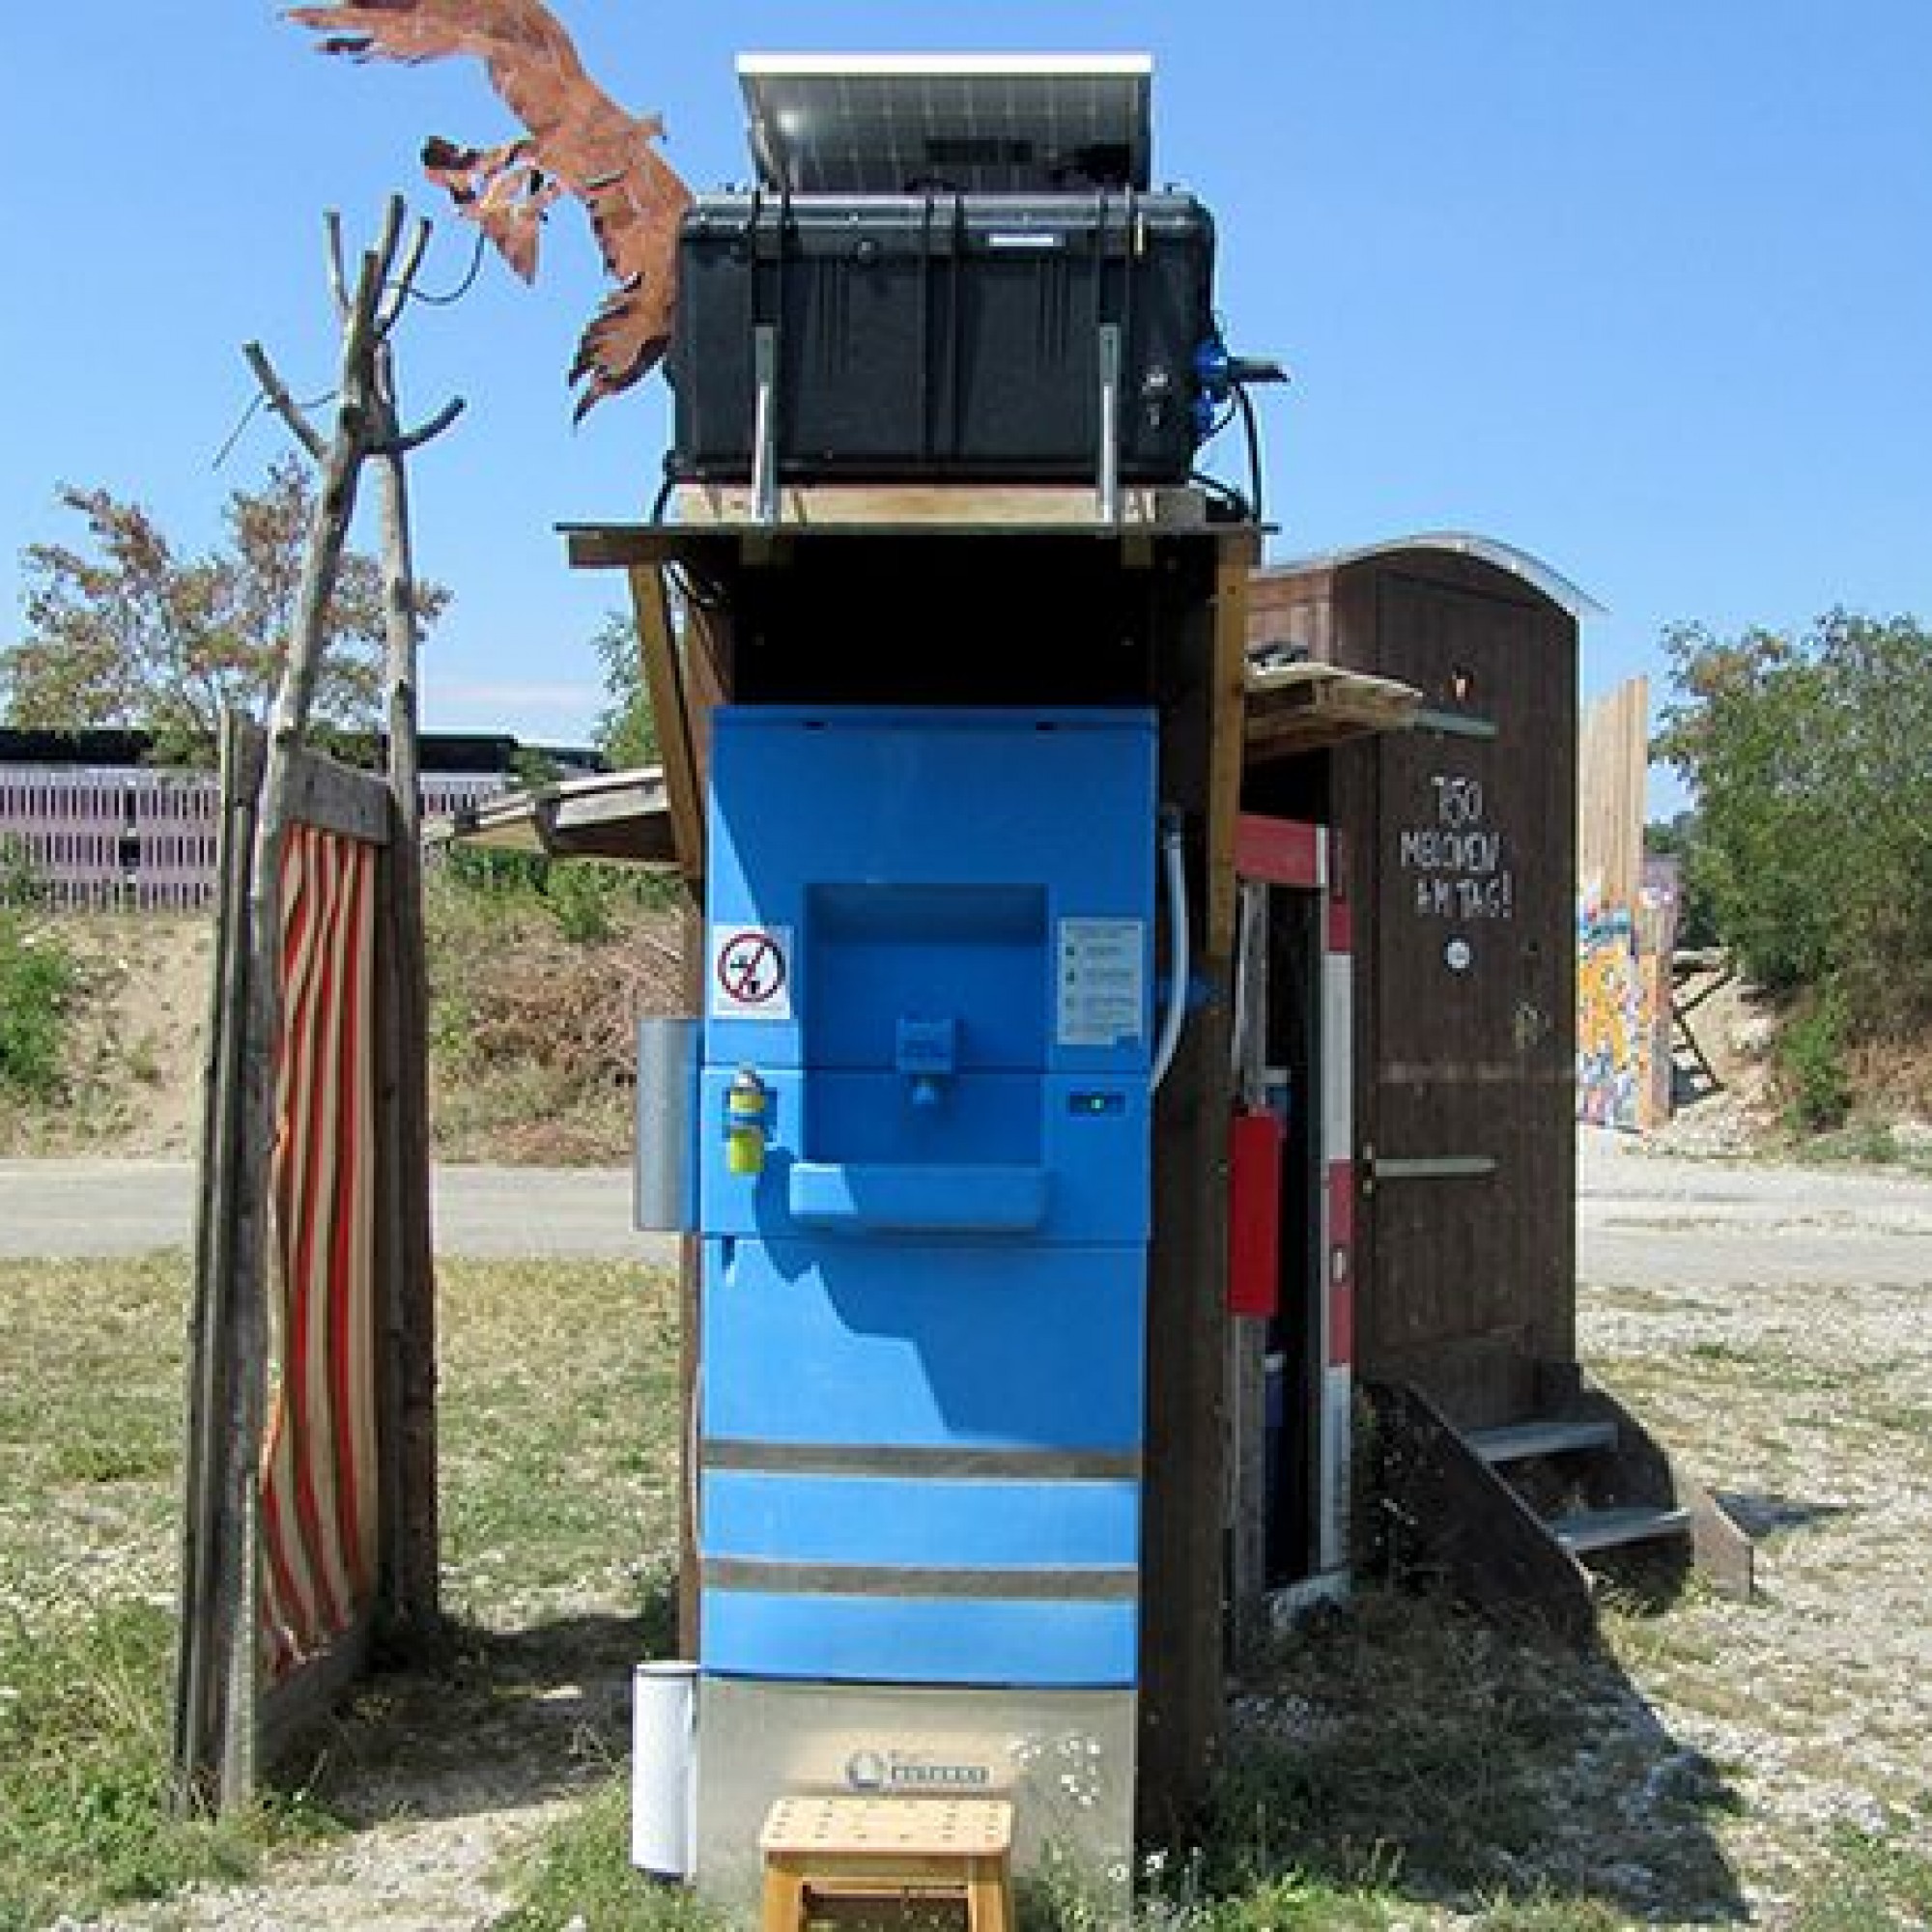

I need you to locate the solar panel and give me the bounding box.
[738,53,1154,195]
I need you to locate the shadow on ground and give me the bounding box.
[1189,1588,1747,1925]
[289,1605,665,1831]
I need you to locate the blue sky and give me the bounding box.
[5,5,1929,805]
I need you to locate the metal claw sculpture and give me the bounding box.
[288,0,694,417]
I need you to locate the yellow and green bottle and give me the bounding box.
[724,1066,770,1176]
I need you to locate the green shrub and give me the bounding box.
[1778,990,1852,1133]
[0,836,45,910]
[0,914,73,1099]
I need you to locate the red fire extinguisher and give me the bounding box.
[1227,1105,1284,1318]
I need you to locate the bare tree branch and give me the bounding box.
[377,214,436,334]
[241,343,328,463]
[378,396,467,457]
[324,211,352,322]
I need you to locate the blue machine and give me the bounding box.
[696,705,1157,1706]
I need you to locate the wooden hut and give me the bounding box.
[1246,536,1591,1429]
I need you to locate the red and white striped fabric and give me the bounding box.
[258,822,381,1680]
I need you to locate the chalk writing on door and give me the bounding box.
[1397,775,1516,921]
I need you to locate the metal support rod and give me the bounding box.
[1095,323,1122,526]
[751,325,781,526]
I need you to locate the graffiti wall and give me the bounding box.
[1577,859,1679,1131]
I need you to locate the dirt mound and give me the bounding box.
[425,885,687,1164]
[0,914,212,1157]
[1644,961,1783,1158]
[3,894,688,1166]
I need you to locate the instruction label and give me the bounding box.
[1056,918,1146,1049]
[711,924,792,1021]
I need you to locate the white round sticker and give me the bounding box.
[1445,938,1473,973]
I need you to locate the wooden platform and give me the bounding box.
[759,1796,1014,1931]
[673,480,1216,531]
[1244,658,1421,756]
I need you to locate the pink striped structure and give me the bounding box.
[0,765,504,911]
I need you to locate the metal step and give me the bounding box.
[1467,1417,1618,1465]
[1551,1505,1692,1556]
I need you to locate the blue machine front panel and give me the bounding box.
[701,1238,1147,1451]
[704,1474,1140,1569]
[702,1594,1139,1690]
[696,707,1156,1691]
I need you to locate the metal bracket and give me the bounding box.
[1095,323,1122,526]
[751,324,780,526]
[1361,1148,1498,1197]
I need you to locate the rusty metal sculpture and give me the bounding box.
[289,0,694,415]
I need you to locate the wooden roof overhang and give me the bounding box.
[440,494,1419,867]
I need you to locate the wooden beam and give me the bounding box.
[1139,549,1236,1842]
[1207,532,1261,960]
[672,481,1213,531]
[172,711,261,1812]
[284,748,391,846]
[566,525,700,571]
[627,564,706,884]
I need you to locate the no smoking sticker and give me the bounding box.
[711,924,792,1020]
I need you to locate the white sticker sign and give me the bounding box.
[711,924,793,1020]
[1057,918,1146,1048]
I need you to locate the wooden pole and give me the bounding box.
[1137,531,1254,1841]
[172,713,263,1811]
[177,197,466,1804]
[371,324,444,1645]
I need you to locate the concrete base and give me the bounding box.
[691,1677,1136,1920]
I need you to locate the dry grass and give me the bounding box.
[4,1211,1930,1929]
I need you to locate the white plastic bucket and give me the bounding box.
[631,1661,699,1878]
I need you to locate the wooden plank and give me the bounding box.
[172,710,260,1811]
[284,748,390,845]
[629,565,706,884]
[445,770,679,866]
[1139,551,1235,1841]
[1244,661,1421,758]
[1366,1379,1597,1646]
[1578,678,1648,909]
[1207,532,1260,962]
[374,434,441,1649]
[566,524,702,571]
[373,819,440,1642]
[672,481,1212,531]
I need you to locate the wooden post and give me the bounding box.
[626,563,707,880]
[1137,531,1253,1841]
[371,326,442,1645]
[172,714,263,1811]
[175,200,465,1809]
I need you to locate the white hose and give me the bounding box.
[1151,806,1191,1092]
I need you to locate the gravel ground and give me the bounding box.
[56,1138,1932,1930]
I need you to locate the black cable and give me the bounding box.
[212,384,340,469]
[1190,469,1252,523]
[399,229,490,308]
[1234,383,1264,526]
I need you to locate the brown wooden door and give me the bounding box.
[1350,561,1577,1427]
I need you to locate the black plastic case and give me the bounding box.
[668,190,1216,485]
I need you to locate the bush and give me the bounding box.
[0,835,45,910]
[1779,991,1852,1133]
[1658,612,1932,1037]
[0,914,73,1099]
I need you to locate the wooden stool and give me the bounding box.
[759,1795,1014,1932]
